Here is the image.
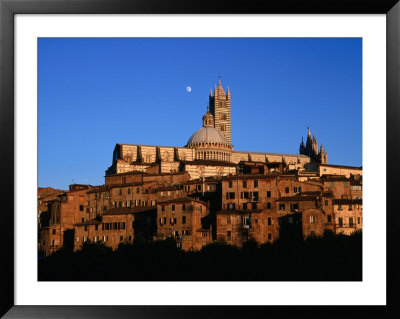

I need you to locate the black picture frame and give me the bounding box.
[1,0,399,318]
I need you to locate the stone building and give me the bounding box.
[39,184,92,256]
[156,197,210,251]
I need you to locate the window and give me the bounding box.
[338,217,343,227]
[267,202,271,209]
[173,218,177,224]
[119,189,122,195]
[252,203,257,210]
[182,204,186,211]
[266,191,271,198]
[243,217,251,226]
[226,192,235,200]
[349,217,354,227]
[162,205,165,212]
[243,203,248,210]
[290,203,299,211]
[197,185,201,191]
[52,229,56,235]
[120,236,123,241]
[95,224,98,231]
[268,217,272,226]
[52,240,55,247]
[172,204,175,211]
[327,215,332,223]
[94,236,98,242]
[279,203,285,210]
[163,217,167,224]
[137,187,140,193]
[338,204,343,210]
[79,205,84,211]
[241,192,249,199]
[128,188,131,194]
[285,187,289,194]
[254,180,258,188]
[357,217,361,224]
[121,222,125,230]
[324,200,329,206]
[268,233,272,240]
[119,201,123,208]
[84,225,87,231]
[310,215,315,224]
[76,237,80,242]
[159,217,163,225]
[243,181,247,188]
[182,216,186,224]
[228,203,235,210]
[83,236,88,242]
[294,186,299,193]
[228,181,233,188]
[227,216,231,224]
[252,191,259,201]
[103,236,108,242]
[227,231,232,241]
[349,204,353,211]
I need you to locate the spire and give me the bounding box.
[227,86,231,97]
[209,89,213,97]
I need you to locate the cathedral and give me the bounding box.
[106,80,326,179]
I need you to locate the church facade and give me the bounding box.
[106,80,316,180]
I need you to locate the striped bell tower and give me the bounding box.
[209,77,232,144]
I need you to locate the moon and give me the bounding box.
[186,86,192,93]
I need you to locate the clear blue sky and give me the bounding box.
[38,38,362,190]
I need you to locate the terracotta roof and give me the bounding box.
[87,185,110,194]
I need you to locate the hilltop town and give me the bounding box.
[38,81,362,256]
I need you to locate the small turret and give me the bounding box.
[202,105,214,128]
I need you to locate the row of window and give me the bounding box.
[337,217,362,227]
[337,204,361,211]
[159,216,186,225]
[225,216,273,226]
[161,203,186,212]
[116,187,141,196]
[228,180,258,188]
[111,200,156,208]
[183,184,217,192]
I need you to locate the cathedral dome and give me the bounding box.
[186,127,229,146]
